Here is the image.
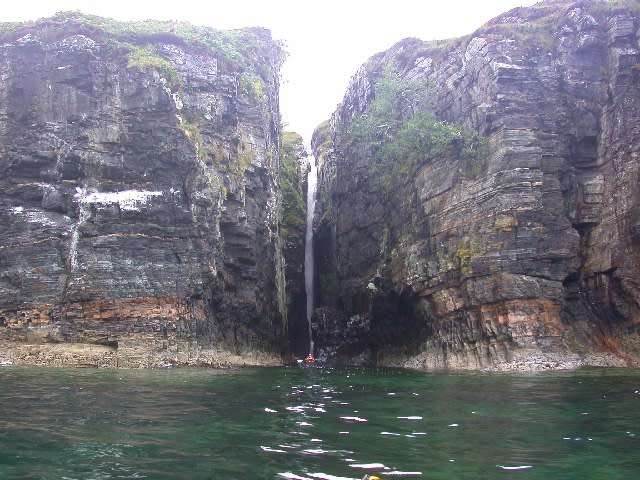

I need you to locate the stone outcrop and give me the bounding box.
[312,0,640,370]
[0,13,288,367]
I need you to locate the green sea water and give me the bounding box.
[0,366,639,480]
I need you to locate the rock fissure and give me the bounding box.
[2,2,640,370]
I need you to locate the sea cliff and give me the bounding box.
[312,0,640,370]
[0,13,288,367]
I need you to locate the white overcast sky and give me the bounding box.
[3,0,538,143]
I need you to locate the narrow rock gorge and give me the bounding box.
[0,13,289,367]
[312,0,640,369]
[279,131,309,358]
[2,1,640,371]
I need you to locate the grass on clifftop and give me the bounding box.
[0,11,285,100]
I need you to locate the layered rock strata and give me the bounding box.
[312,0,640,370]
[0,13,287,367]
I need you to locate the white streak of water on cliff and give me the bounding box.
[304,157,317,354]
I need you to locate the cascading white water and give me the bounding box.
[304,157,318,355]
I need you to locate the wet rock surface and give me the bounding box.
[312,0,640,370]
[0,14,288,367]
[280,132,309,358]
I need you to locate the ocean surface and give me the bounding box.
[0,365,639,479]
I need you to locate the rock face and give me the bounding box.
[279,131,309,358]
[0,13,288,367]
[312,0,640,370]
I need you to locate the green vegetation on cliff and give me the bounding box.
[125,43,181,89]
[344,67,486,188]
[313,120,333,155]
[280,132,306,238]
[0,11,285,103]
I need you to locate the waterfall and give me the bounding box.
[304,157,318,355]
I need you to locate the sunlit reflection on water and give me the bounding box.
[1,366,639,479]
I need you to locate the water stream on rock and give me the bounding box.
[304,157,317,355]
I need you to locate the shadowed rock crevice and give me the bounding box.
[279,132,309,358]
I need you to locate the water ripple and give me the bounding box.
[340,416,367,423]
[2,366,640,479]
[386,472,423,477]
[497,465,533,471]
